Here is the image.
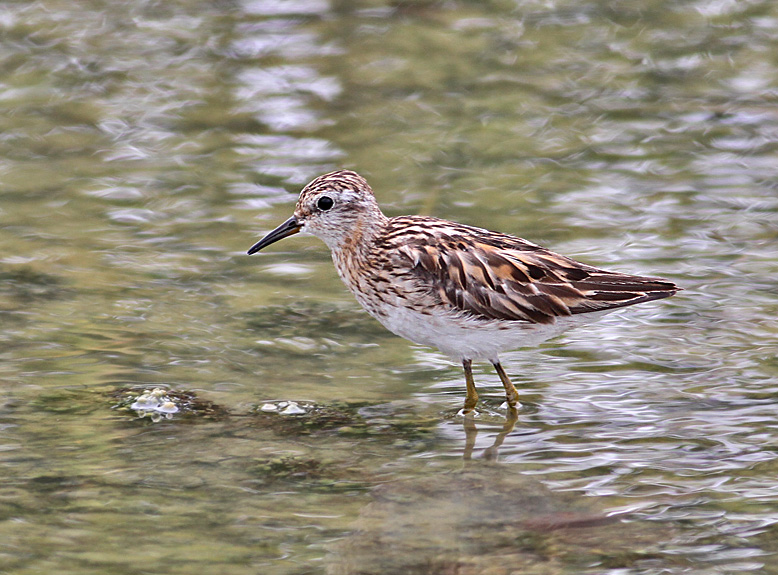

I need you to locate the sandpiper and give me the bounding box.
[248,170,679,413]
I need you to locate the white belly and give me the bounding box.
[360,298,611,361]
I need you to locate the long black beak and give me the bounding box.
[247,216,302,255]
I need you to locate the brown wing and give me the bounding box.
[388,218,679,325]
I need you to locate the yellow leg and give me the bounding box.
[462,358,478,414]
[492,361,521,409]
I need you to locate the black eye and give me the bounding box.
[317,195,334,211]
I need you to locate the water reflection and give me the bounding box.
[462,408,519,462]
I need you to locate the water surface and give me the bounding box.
[1,1,778,573]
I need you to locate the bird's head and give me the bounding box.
[247,170,385,254]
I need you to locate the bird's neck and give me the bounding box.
[328,210,389,279]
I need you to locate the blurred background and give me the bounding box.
[1,1,777,573]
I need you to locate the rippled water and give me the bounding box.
[2,0,778,573]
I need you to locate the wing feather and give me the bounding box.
[387,217,679,325]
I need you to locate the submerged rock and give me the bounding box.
[325,466,674,575]
[111,386,228,422]
[250,400,439,444]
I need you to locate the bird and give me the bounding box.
[247,170,679,414]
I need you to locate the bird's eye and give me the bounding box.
[316,196,334,211]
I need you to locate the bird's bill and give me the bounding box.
[247,216,302,254]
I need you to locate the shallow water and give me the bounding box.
[2,0,778,573]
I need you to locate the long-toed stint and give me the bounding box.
[248,170,679,414]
